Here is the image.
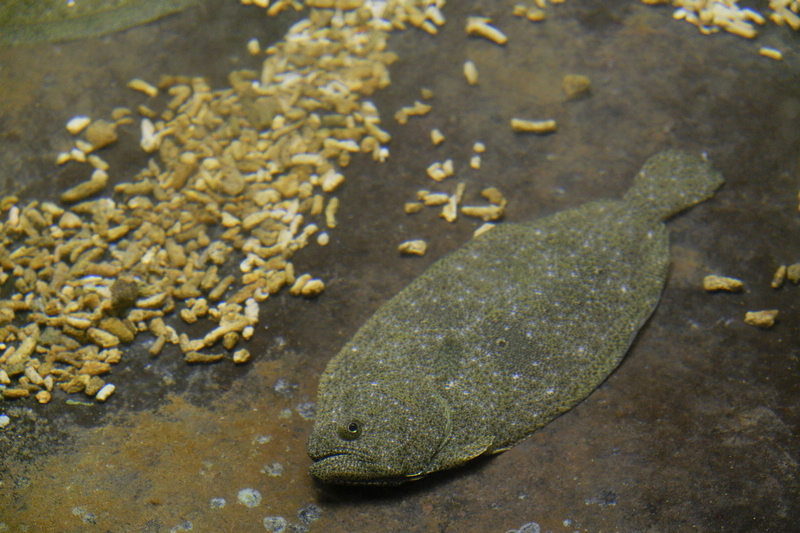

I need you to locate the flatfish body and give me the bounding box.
[0,0,200,45]
[307,150,724,484]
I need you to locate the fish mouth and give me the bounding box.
[308,451,371,481]
[308,449,372,471]
[308,450,415,485]
[308,446,372,463]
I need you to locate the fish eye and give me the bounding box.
[338,420,362,440]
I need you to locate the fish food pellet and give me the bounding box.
[66,116,91,135]
[771,265,787,289]
[786,263,800,284]
[510,118,558,134]
[465,16,508,45]
[562,74,592,99]
[398,239,427,256]
[702,275,743,292]
[463,60,479,85]
[744,309,779,329]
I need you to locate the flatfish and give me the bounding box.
[307,149,724,484]
[0,0,200,45]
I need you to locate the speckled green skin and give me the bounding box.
[307,150,724,484]
[0,0,200,45]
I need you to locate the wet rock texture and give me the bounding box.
[0,1,798,531]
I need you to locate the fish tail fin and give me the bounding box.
[623,149,725,221]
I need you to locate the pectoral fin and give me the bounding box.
[428,435,494,472]
[460,436,494,461]
[488,445,511,454]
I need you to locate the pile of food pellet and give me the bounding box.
[17,0,754,404]
[641,0,799,59]
[0,0,453,404]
